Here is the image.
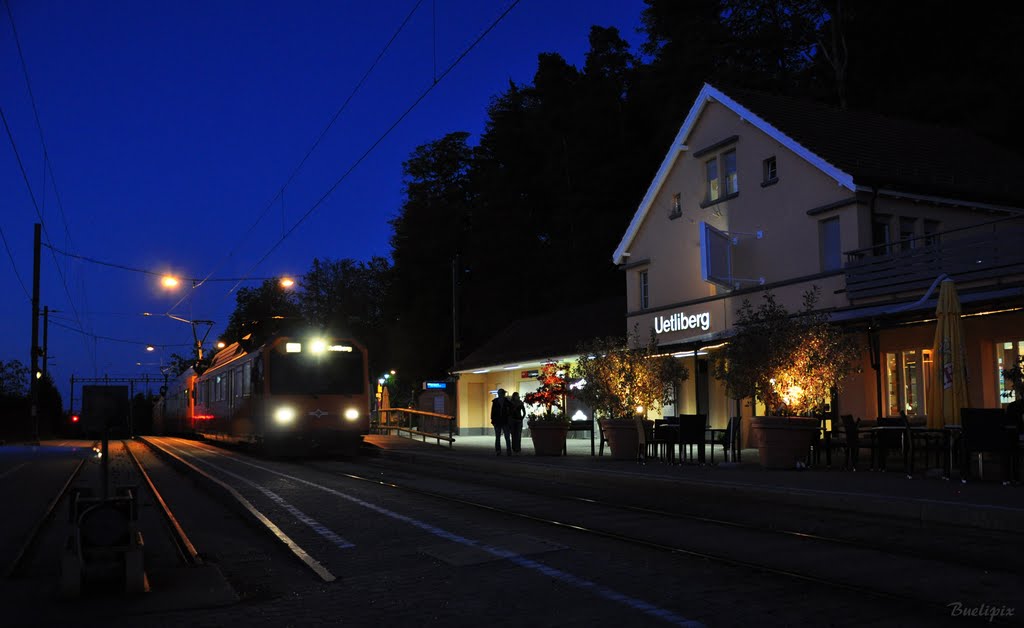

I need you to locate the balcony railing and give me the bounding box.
[843,217,1024,301]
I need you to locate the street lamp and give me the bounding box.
[161,275,180,289]
[280,277,295,289]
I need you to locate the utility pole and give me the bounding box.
[451,255,459,367]
[30,223,41,442]
[42,305,49,379]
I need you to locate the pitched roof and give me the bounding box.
[452,297,625,372]
[613,83,1024,265]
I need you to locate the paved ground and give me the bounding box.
[365,432,1024,533]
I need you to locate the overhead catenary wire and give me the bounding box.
[229,0,521,295]
[4,0,94,367]
[49,319,192,349]
[178,0,427,316]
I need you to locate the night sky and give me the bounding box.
[1,1,646,408]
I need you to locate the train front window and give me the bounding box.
[269,350,365,395]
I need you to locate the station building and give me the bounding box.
[613,84,1024,444]
[452,84,1024,443]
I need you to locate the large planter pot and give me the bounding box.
[528,422,569,456]
[750,416,819,469]
[599,418,640,460]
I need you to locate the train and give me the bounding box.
[153,334,371,455]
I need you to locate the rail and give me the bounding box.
[373,407,456,447]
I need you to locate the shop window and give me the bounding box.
[997,340,1024,405]
[819,217,841,272]
[885,349,932,418]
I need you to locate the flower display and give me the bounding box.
[524,362,570,423]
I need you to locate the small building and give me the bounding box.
[451,298,624,435]
[613,83,1024,442]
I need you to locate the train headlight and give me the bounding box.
[310,338,327,354]
[274,406,296,425]
[344,408,360,421]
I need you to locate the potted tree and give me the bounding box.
[713,288,860,469]
[570,327,687,460]
[524,362,571,456]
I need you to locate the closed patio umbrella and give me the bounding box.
[927,279,970,428]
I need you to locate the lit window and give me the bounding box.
[705,158,720,202]
[723,150,738,195]
[884,349,931,417]
[704,150,738,203]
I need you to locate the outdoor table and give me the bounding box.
[868,425,907,470]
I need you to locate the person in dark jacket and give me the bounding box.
[509,391,526,454]
[491,388,512,456]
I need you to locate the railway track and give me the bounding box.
[139,437,1023,626]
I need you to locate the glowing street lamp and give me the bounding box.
[161,275,180,289]
[279,277,295,289]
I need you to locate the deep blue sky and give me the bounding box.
[1,1,648,408]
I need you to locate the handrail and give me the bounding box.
[373,407,455,448]
[843,214,1024,261]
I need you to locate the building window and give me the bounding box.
[723,150,738,195]
[872,215,892,256]
[899,217,917,252]
[885,349,932,418]
[997,340,1024,405]
[669,193,682,219]
[819,217,841,272]
[762,156,778,186]
[703,149,738,205]
[639,270,649,309]
[705,158,720,202]
[923,219,941,247]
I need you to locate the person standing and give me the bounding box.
[491,388,512,456]
[509,391,526,454]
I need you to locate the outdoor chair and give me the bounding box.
[873,415,914,477]
[835,415,872,470]
[707,416,742,463]
[676,414,707,464]
[652,418,676,462]
[959,408,1019,483]
[811,415,845,468]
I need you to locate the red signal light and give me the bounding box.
[71,415,80,423]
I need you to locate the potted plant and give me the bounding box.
[713,288,860,468]
[524,362,571,456]
[570,327,688,460]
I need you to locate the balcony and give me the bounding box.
[843,217,1024,302]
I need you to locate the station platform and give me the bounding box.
[363,432,1024,533]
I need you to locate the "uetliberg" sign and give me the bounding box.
[653,310,711,335]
